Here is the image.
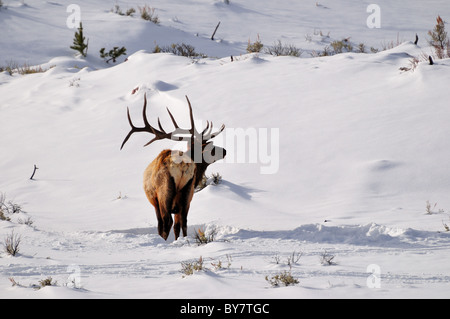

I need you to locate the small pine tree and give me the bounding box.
[70,22,89,57]
[99,46,127,63]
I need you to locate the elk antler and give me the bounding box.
[184,96,225,143]
[120,94,225,149]
[121,94,173,149]
[201,121,225,142]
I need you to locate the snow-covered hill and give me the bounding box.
[1,0,450,299]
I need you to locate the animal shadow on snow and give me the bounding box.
[218,179,264,200]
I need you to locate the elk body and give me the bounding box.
[121,94,226,240]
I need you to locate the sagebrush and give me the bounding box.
[153,43,206,58]
[265,40,302,57]
[428,15,449,59]
[181,256,205,276]
[193,227,217,245]
[4,230,21,256]
[265,271,299,287]
[139,5,159,24]
[247,35,263,53]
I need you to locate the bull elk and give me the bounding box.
[120,94,226,240]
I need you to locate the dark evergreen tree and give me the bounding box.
[70,22,89,57]
[99,46,127,63]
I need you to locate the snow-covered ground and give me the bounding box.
[1,0,450,299]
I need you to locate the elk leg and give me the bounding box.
[152,195,173,240]
[161,213,173,240]
[174,209,187,239]
[181,209,188,237]
[174,214,181,240]
[178,178,194,238]
[156,208,164,239]
[159,177,176,240]
[150,196,165,239]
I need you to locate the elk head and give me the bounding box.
[120,94,226,240]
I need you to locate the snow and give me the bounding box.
[1,0,450,299]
